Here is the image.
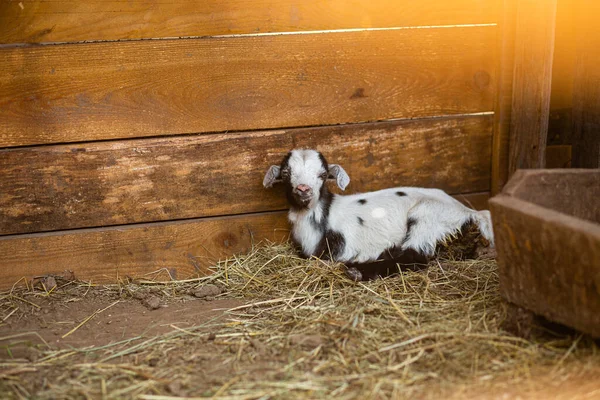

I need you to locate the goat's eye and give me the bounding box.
[319,171,328,180]
[281,169,290,179]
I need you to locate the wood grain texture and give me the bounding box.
[491,196,600,338]
[0,27,496,147]
[0,116,493,235]
[546,145,572,168]
[0,211,290,289]
[500,169,600,223]
[0,0,500,44]
[0,191,489,289]
[548,108,573,145]
[549,0,576,112]
[491,0,516,195]
[491,169,600,337]
[572,0,600,168]
[508,0,557,175]
[452,192,490,211]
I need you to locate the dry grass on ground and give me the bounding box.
[1,243,599,399]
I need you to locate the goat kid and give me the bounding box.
[263,149,494,281]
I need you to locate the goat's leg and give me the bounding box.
[344,249,429,281]
[472,210,495,246]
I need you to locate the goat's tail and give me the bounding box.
[473,210,495,247]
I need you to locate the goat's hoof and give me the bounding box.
[345,267,362,282]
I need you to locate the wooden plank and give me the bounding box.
[0,211,290,289]
[548,108,573,145]
[549,0,576,112]
[546,145,572,168]
[508,0,557,175]
[572,0,600,168]
[0,191,489,289]
[0,27,496,147]
[452,192,490,211]
[0,116,493,235]
[491,0,516,195]
[548,1,576,147]
[0,0,500,44]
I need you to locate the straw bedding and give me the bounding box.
[1,243,598,399]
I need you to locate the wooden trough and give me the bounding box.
[490,169,600,337]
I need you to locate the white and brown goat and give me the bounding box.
[263,149,494,280]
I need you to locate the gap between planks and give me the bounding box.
[0,192,490,240]
[0,112,495,151]
[0,193,490,287]
[0,209,289,241]
[0,23,498,49]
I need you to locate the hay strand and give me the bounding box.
[61,300,120,339]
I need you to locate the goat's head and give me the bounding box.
[263,149,350,209]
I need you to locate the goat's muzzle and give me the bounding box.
[294,184,313,207]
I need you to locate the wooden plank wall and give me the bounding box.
[547,0,600,169]
[491,0,516,194]
[548,0,576,156]
[0,1,503,287]
[571,0,600,168]
[1,0,498,43]
[508,0,557,174]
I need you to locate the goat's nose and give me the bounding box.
[296,184,311,193]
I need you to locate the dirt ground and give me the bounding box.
[0,282,275,398]
[1,253,600,399]
[1,287,243,351]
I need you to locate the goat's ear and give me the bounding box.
[263,165,282,188]
[328,164,350,190]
